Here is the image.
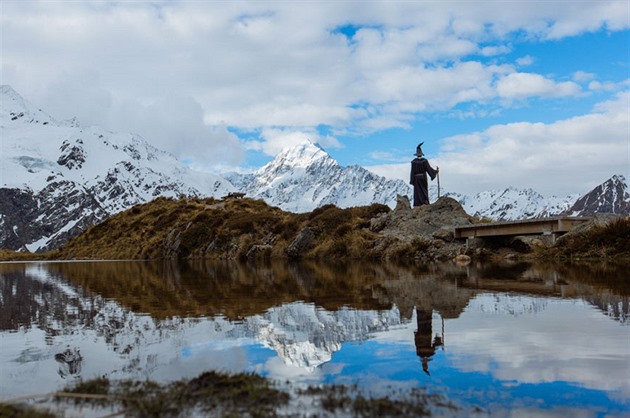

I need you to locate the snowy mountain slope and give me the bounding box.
[563,174,630,216]
[0,85,234,252]
[226,141,413,213]
[446,188,579,221]
[446,174,629,221]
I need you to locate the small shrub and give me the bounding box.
[555,217,630,258]
[59,377,111,406]
[309,204,337,219]
[0,403,57,418]
[309,205,352,230]
[352,203,391,220]
[180,223,214,256]
[223,212,278,234]
[272,218,301,239]
[391,238,431,260]
[333,223,353,237]
[328,239,349,258]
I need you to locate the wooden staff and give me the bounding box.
[437,168,441,198]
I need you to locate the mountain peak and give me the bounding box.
[0,84,27,101]
[563,174,630,216]
[230,139,411,212]
[609,174,627,185]
[273,140,330,167]
[1,84,55,125]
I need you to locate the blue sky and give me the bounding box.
[2,1,628,196]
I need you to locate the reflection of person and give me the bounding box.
[414,308,443,376]
[410,142,439,207]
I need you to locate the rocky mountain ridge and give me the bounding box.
[1,85,627,253]
[0,85,234,252]
[447,188,578,220]
[563,174,630,216]
[450,174,629,220]
[226,141,413,213]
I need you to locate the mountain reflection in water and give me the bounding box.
[1,260,628,416]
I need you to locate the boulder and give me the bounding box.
[379,197,474,241]
[286,227,316,258]
[246,244,273,260]
[394,194,412,213]
[432,227,454,242]
[453,254,471,265]
[163,228,182,258]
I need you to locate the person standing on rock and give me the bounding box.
[410,142,439,207]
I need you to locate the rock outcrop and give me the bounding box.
[369,195,475,262]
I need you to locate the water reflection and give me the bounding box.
[54,347,82,379]
[415,308,443,376]
[2,260,627,327]
[0,260,628,415]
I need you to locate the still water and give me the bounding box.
[0,260,628,417]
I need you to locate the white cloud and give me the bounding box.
[515,55,534,67]
[365,163,409,184]
[480,45,511,56]
[40,70,113,126]
[593,90,630,113]
[250,128,342,157]
[106,94,245,168]
[437,91,629,195]
[1,0,627,170]
[367,151,408,163]
[497,73,581,99]
[543,0,630,39]
[449,295,630,396]
[588,80,621,92]
[368,92,629,196]
[573,70,596,83]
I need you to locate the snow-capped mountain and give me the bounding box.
[562,174,630,216]
[447,188,579,221]
[446,175,629,221]
[226,141,412,213]
[0,85,234,252]
[1,86,412,252]
[1,86,628,253]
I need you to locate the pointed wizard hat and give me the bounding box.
[414,142,424,157]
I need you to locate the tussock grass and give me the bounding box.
[44,371,459,418]
[548,217,630,260]
[0,249,49,261]
[0,403,57,417]
[51,371,289,418]
[53,198,392,261]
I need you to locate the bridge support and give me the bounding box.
[465,237,485,249]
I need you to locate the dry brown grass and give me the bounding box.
[53,198,393,261]
[0,249,50,261]
[549,217,630,260]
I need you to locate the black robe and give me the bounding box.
[410,157,437,207]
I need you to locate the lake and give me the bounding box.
[1,260,628,417]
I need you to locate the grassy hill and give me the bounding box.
[54,196,392,260]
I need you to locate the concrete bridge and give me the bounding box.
[454,217,592,245]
